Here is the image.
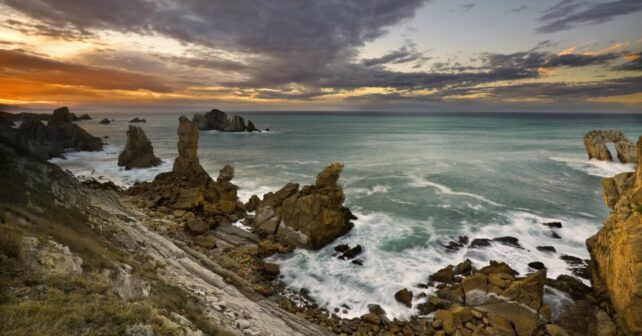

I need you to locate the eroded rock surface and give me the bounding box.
[583,129,637,163]
[587,135,642,334]
[118,125,161,169]
[192,108,260,132]
[251,162,355,249]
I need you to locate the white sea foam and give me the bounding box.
[550,156,635,177]
[347,184,390,196]
[50,145,173,188]
[407,172,502,206]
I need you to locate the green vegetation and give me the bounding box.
[0,224,22,259]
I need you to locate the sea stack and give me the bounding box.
[128,116,244,223]
[192,108,260,132]
[587,136,642,334]
[117,125,161,169]
[251,162,355,249]
[583,129,637,163]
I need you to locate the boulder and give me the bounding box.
[430,265,454,283]
[339,245,362,260]
[186,218,209,234]
[245,195,261,212]
[117,125,161,169]
[99,118,110,124]
[251,162,355,249]
[246,120,259,132]
[583,129,637,163]
[129,117,146,123]
[394,288,413,307]
[587,136,642,334]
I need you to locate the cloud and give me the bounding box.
[461,4,475,12]
[616,52,642,71]
[0,48,173,92]
[361,42,429,67]
[537,0,642,33]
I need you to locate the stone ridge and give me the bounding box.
[583,129,637,163]
[587,135,642,334]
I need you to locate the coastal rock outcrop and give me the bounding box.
[128,116,245,224]
[583,129,637,163]
[1,106,102,158]
[192,108,260,132]
[117,125,161,169]
[587,135,642,334]
[251,162,355,249]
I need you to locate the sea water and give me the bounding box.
[51,112,642,318]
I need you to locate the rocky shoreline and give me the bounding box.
[0,111,640,336]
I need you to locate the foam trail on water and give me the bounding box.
[50,145,173,188]
[407,171,502,206]
[550,156,635,177]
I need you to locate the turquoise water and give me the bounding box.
[53,112,641,318]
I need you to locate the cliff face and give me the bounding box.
[587,135,642,334]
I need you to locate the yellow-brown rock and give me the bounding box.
[587,135,642,334]
[252,162,355,249]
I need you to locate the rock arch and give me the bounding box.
[583,129,637,163]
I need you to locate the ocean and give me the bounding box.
[51,111,641,319]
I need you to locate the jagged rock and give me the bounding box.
[127,116,244,222]
[542,221,562,228]
[6,107,102,158]
[394,288,413,307]
[251,162,355,249]
[118,125,161,169]
[584,129,637,163]
[587,135,642,334]
[191,108,260,132]
[454,259,472,275]
[245,195,261,212]
[430,265,454,283]
[528,261,545,270]
[492,236,522,249]
[469,238,491,248]
[129,117,146,123]
[339,245,362,260]
[247,120,259,132]
[536,246,556,253]
[99,118,111,124]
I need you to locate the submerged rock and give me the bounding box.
[584,129,637,163]
[117,125,161,169]
[251,162,355,249]
[394,288,413,307]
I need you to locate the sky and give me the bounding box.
[0,0,641,113]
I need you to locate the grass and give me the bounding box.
[0,224,22,259]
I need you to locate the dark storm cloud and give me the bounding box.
[482,51,619,69]
[361,43,429,67]
[4,0,426,74]
[536,0,642,33]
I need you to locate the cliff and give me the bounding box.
[587,135,642,334]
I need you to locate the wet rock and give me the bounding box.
[339,245,362,260]
[469,238,491,248]
[118,125,161,169]
[536,246,556,253]
[351,259,363,266]
[217,164,234,182]
[334,244,350,253]
[129,117,146,123]
[394,288,413,307]
[551,231,561,239]
[245,195,260,212]
[430,265,454,283]
[492,236,522,249]
[360,313,380,325]
[262,262,280,276]
[528,261,545,270]
[246,120,259,132]
[99,118,110,124]
[542,221,562,228]
[454,259,473,276]
[443,236,469,252]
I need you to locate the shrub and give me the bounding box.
[0,225,23,259]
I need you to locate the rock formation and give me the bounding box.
[192,108,260,132]
[587,135,642,334]
[117,125,161,169]
[129,117,146,123]
[0,106,103,159]
[251,162,355,249]
[99,118,110,124]
[583,129,637,163]
[128,116,245,224]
